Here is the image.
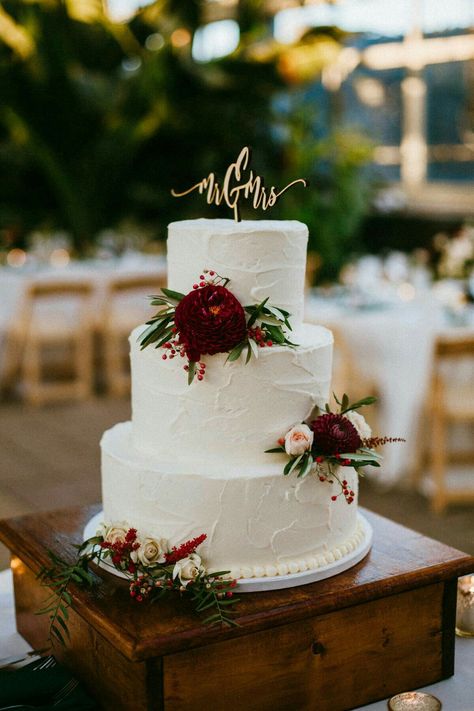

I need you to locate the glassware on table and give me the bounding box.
[388,691,442,710]
[456,574,474,637]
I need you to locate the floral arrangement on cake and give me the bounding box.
[139,270,296,383]
[38,524,238,646]
[266,394,404,504]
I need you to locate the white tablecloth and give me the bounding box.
[0,254,166,328]
[0,255,167,372]
[306,295,474,484]
[0,569,472,710]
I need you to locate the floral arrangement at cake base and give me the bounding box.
[37,524,239,647]
[266,394,404,503]
[139,269,296,383]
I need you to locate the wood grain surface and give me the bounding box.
[163,583,447,711]
[0,505,472,661]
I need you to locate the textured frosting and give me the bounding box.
[167,219,308,330]
[101,422,360,577]
[130,323,333,472]
[99,217,365,579]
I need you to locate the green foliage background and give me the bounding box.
[0,0,373,281]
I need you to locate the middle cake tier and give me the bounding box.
[130,322,333,472]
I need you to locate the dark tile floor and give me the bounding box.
[0,398,473,570]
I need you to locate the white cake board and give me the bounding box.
[83,511,372,593]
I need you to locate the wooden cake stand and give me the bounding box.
[0,505,472,711]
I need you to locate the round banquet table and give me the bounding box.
[0,568,472,710]
[305,294,474,485]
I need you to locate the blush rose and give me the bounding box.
[284,423,314,456]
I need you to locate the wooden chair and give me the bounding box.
[426,335,474,513]
[101,274,166,396]
[305,252,321,289]
[5,280,95,406]
[327,324,379,425]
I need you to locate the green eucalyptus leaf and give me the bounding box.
[203,613,220,624]
[139,317,174,349]
[283,459,294,476]
[62,591,72,605]
[359,447,383,459]
[351,460,380,468]
[188,361,196,385]
[149,297,173,307]
[248,338,259,360]
[215,598,239,606]
[246,297,269,327]
[56,615,71,638]
[161,288,185,302]
[155,328,176,349]
[196,599,218,612]
[35,606,57,615]
[207,570,232,578]
[245,343,252,364]
[298,453,314,478]
[226,342,245,363]
[272,306,291,318]
[338,452,376,461]
[51,625,65,646]
[259,315,283,327]
[73,567,94,585]
[264,305,286,321]
[288,453,304,475]
[342,396,378,413]
[263,324,285,344]
[138,322,160,344]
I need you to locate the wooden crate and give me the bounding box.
[1,506,472,711]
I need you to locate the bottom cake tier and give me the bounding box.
[101,422,362,580]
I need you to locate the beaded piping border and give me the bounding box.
[229,518,366,580]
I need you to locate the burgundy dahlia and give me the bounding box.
[311,413,362,455]
[174,284,246,363]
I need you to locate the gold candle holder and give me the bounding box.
[456,573,474,637]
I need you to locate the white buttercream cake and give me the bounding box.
[101,219,362,579]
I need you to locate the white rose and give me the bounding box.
[131,537,168,566]
[173,553,203,587]
[97,522,129,545]
[345,411,372,440]
[284,423,314,456]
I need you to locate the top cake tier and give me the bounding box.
[167,219,308,330]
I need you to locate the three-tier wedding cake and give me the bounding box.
[100,219,366,581]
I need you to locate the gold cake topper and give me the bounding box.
[171,146,308,222]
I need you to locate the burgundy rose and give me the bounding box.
[311,413,362,455]
[174,284,246,363]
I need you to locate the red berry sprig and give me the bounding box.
[192,269,227,291]
[164,533,208,564]
[130,576,153,602]
[100,528,141,568]
[247,326,273,348]
[329,477,355,504]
